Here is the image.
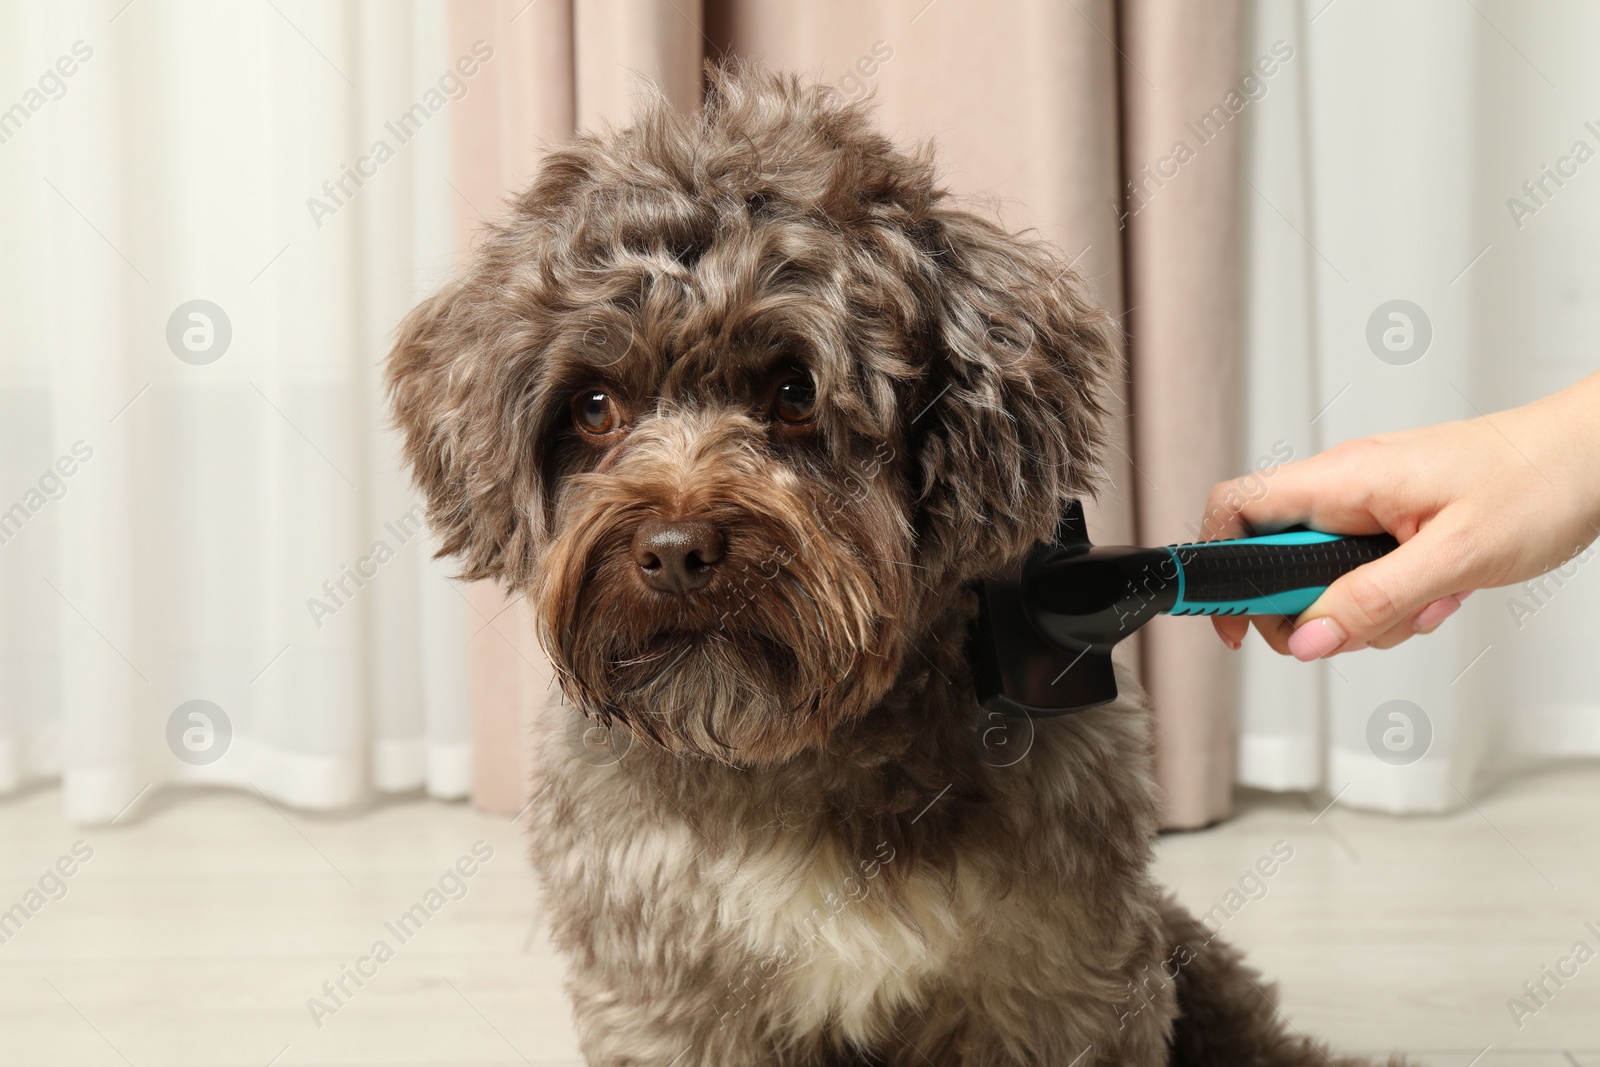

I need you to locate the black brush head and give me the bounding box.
[970,572,1119,716]
[968,501,1108,716]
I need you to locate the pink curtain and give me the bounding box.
[446,0,1242,828]
[1120,0,1245,826]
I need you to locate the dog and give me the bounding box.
[388,65,1395,1067]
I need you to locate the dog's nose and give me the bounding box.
[632,519,724,593]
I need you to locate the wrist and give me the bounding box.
[1536,371,1600,532]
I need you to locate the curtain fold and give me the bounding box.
[0,0,470,823]
[445,0,574,817]
[1118,0,1247,828]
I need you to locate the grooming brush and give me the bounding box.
[970,500,1397,716]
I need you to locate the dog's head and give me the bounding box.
[387,67,1116,764]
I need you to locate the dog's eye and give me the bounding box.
[572,390,621,437]
[772,374,817,425]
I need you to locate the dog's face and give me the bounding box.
[388,69,1115,764]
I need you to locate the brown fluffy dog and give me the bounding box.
[388,67,1395,1067]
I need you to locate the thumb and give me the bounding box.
[1285,523,1464,660]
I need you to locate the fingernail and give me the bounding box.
[1288,617,1348,661]
[1218,630,1241,651]
[1413,596,1462,634]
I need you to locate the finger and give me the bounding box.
[1225,447,1393,539]
[1367,624,1415,651]
[1368,620,1427,651]
[1213,616,1248,649]
[1251,615,1298,656]
[1355,593,1466,651]
[1197,460,1335,540]
[1413,594,1464,633]
[1284,525,1467,660]
[1198,480,1256,541]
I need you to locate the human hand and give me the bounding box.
[1201,372,1600,660]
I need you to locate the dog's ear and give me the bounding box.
[386,266,544,587]
[911,208,1118,572]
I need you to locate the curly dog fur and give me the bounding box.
[388,65,1400,1066]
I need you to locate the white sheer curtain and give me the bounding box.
[1237,0,1600,812]
[0,0,471,823]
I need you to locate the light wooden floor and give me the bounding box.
[1,766,1597,1066]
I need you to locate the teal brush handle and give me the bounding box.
[1163,530,1399,617]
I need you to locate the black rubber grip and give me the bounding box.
[1171,534,1398,602]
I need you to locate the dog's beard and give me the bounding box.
[533,423,912,765]
[594,629,812,760]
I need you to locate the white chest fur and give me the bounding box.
[699,831,986,1041]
